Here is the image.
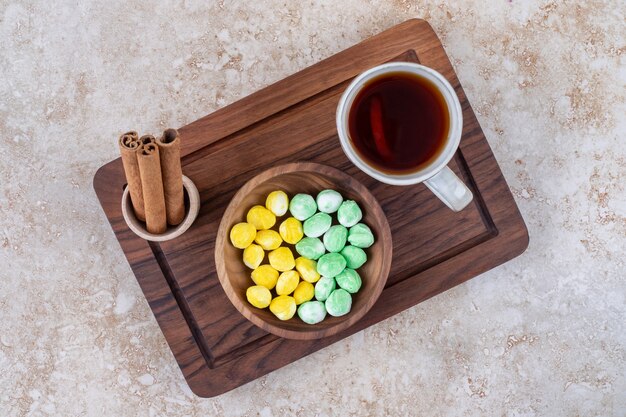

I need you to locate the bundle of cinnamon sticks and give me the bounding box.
[118,129,185,234]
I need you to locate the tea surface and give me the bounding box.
[348,72,450,174]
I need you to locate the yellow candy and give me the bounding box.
[266,190,289,216]
[255,230,283,250]
[268,247,295,272]
[295,257,320,283]
[243,244,264,269]
[251,265,279,289]
[279,217,304,245]
[246,285,271,308]
[293,281,314,305]
[246,205,276,230]
[230,222,256,249]
[269,295,296,320]
[276,270,300,295]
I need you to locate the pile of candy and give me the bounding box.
[229,190,375,324]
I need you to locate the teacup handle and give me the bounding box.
[424,166,473,212]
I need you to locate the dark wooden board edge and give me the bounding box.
[93,19,529,397]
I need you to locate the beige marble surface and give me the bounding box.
[1,1,625,416]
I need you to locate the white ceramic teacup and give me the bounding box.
[336,62,473,212]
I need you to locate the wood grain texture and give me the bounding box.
[93,19,529,397]
[215,162,393,340]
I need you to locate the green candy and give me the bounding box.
[323,225,348,253]
[303,212,332,238]
[348,223,375,248]
[337,200,362,227]
[289,193,317,221]
[316,252,347,278]
[340,246,367,269]
[316,190,343,214]
[335,268,362,293]
[297,301,327,324]
[325,289,352,317]
[295,237,325,260]
[314,276,336,302]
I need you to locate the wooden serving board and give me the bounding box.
[94,19,528,397]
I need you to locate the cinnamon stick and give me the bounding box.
[139,134,156,147]
[118,131,146,221]
[156,129,185,226]
[137,143,167,234]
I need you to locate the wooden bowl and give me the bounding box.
[215,162,392,340]
[122,175,200,242]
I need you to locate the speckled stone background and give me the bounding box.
[1,1,624,416]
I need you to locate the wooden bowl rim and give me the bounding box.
[122,175,200,242]
[214,162,393,340]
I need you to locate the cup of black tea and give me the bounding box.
[336,62,473,211]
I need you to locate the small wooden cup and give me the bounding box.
[215,162,393,340]
[121,175,200,242]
